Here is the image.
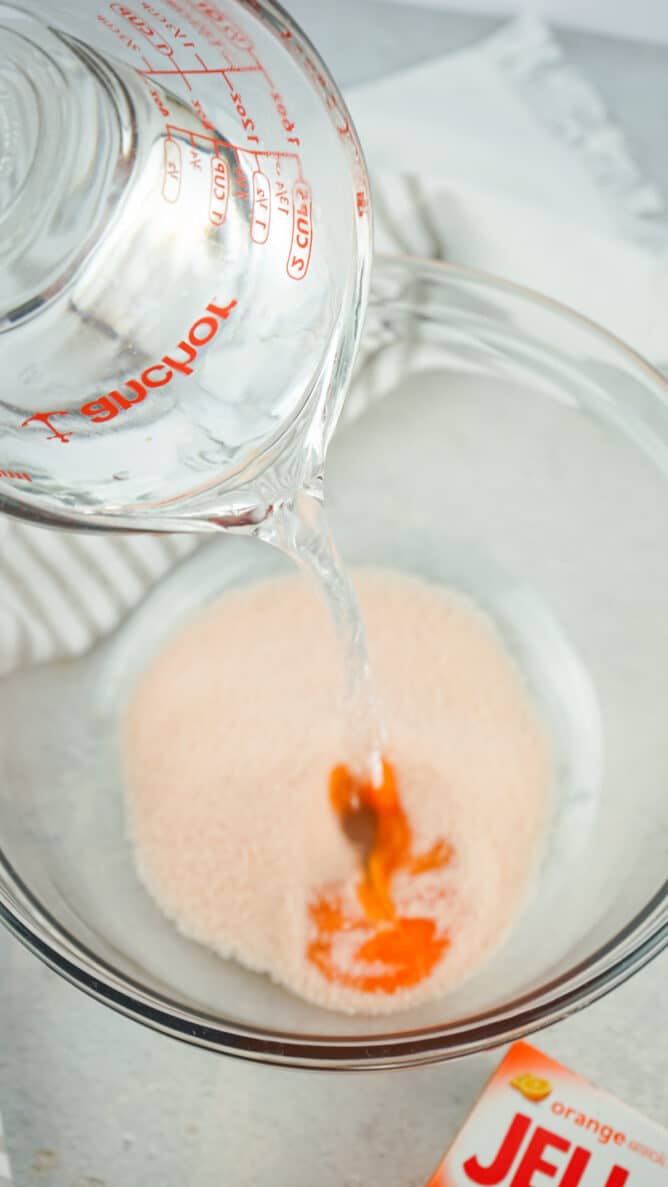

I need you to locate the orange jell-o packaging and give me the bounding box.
[426,1041,666,1187]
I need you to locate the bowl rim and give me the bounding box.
[1,849,666,1069]
[1,253,667,1069]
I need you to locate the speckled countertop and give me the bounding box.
[0,3,666,1183]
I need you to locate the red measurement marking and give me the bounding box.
[228,86,260,143]
[287,180,312,280]
[191,97,213,130]
[233,162,249,202]
[160,0,235,64]
[126,0,306,158]
[274,177,290,216]
[113,2,198,90]
[162,138,182,201]
[20,302,237,443]
[251,148,301,166]
[280,31,365,193]
[186,127,203,149]
[250,170,271,244]
[356,189,369,217]
[21,412,71,444]
[209,157,229,225]
[195,3,255,52]
[143,79,170,116]
[97,12,141,54]
[166,124,222,150]
[141,62,227,81]
[111,2,172,52]
[326,91,351,138]
[270,89,300,147]
[0,470,32,483]
[164,124,299,183]
[141,2,195,46]
[222,65,262,80]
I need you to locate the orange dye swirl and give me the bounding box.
[307,759,453,994]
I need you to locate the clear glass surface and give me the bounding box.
[0,0,370,529]
[0,256,666,1068]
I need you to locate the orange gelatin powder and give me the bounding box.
[124,570,551,1014]
[307,759,453,994]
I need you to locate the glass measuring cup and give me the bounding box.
[0,0,371,531]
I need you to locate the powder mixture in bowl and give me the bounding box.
[122,569,552,1014]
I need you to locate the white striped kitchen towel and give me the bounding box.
[0,519,196,676]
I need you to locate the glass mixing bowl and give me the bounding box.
[0,256,666,1068]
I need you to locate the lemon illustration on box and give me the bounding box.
[511,1073,553,1103]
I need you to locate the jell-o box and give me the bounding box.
[426,1041,666,1187]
